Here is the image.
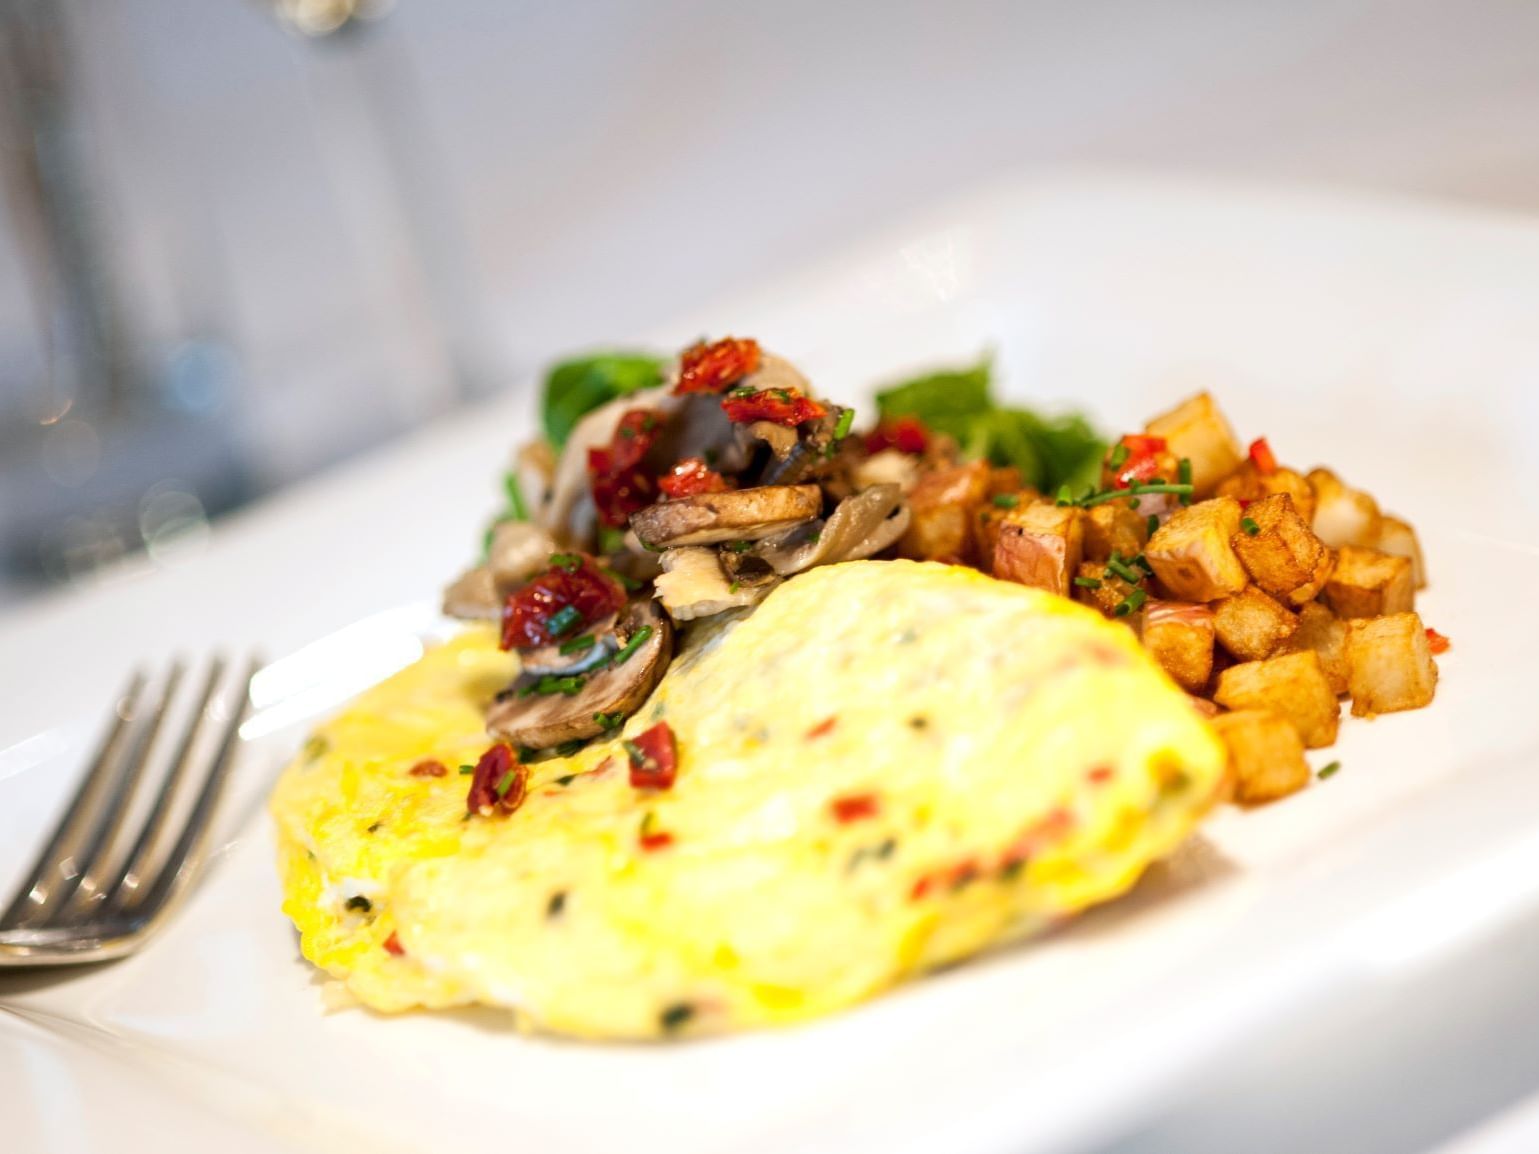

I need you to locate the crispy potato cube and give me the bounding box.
[1230,492,1334,605]
[1283,602,1350,695]
[1377,514,1426,589]
[1212,709,1310,804]
[1321,545,1414,620]
[1215,462,1317,524]
[1213,585,1298,662]
[1346,611,1438,716]
[899,460,991,564]
[1144,392,1245,497]
[1072,561,1142,618]
[1141,599,1216,693]
[1307,468,1383,549]
[973,504,1008,572]
[993,503,1083,596]
[1145,497,1248,602]
[1213,650,1340,748]
[1083,502,1150,564]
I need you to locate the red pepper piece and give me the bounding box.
[466,743,528,817]
[1248,437,1278,475]
[639,831,675,852]
[383,932,405,956]
[674,337,761,395]
[1087,765,1114,785]
[1426,627,1451,655]
[805,716,838,740]
[720,386,827,427]
[627,722,678,790]
[830,792,879,823]
[409,759,448,778]
[587,408,664,527]
[1111,434,1170,490]
[864,416,930,455]
[500,553,625,651]
[658,456,732,499]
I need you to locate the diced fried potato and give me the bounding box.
[1213,650,1340,748]
[1307,468,1383,549]
[1230,492,1334,605]
[1141,599,1216,693]
[973,504,1008,572]
[899,460,990,563]
[1144,392,1245,497]
[1377,514,1426,589]
[1321,545,1415,619]
[1213,585,1299,662]
[1215,462,1317,524]
[1283,602,1350,695]
[1212,709,1311,804]
[1083,502,1150,564]
[1072,561,1142,618]
[993,503,1084,597]
[1346,611,1438,717]
[1145,497,1248,602]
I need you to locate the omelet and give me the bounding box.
[270,560,1226,1038]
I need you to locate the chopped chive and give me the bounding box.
[1108,442,1130,470]
[546,891,567,918]
[623,740,647,766]
[1073,576,1103,589]
[1105,556,1143,584]
[593,710,624,730]
[458,764,475,775]
[992,493,1020,509]
[833,408,855,440]
[659,1002,695,1032]
[597,525,626,554]
[552,738,586,757]
[548,552,582,571]
[1077,482,1194,509]
[1241,516,1261,536]
[728,581,741,594]
[494,770,515,799]
[554,773,577,786]
[604,625,653,669]
[1146,514,1160,537]
[1318,761,1341,780]
[726,540,752,553]
[545,604,583,637]
[558,633,597,655]
[1112,588,1148,617]
[639,809,659,836]
[1133,553,1154,574]
[1177,457,1193,504]
[530,673,587,696]
[1055,483,1073,506]
[503,472,530,522]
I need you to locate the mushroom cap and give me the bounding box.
[630,484,822,549]
[654,546,779,622]
[755,484,911,576]
[486,600,672,749]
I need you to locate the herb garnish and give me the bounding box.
[593,711,624,730]
[545,604,583,637]
[458,764,475,775]
[558,633,597,655]
[1113,588,1148,618]
[608,625,653,667]
[1241,516,1261,536]
[1147,514,1160,538]
[1177,458,1193,503]
[833,408,855,440]
[992,493,1020,508]
[1108,442,1130,470]
[659,1003,695,1032]
[548,552,582,571]
[1105,555,1143,584]
[1318,761,1342,780]
[1073,576,1102,589]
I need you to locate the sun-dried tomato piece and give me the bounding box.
[587,408,664,528]
[864,416,929,455]
[409,759,448,778]
[626,722,678,790]
[674,337,761,395]
[466,743,529,817]
[720,386,827,427]
[830,793,879,823]
[500,553,625,651]
[1426,627,1451,655]
[658,456,732,499]
[1248,437,1278,475]
[639,831,675,852]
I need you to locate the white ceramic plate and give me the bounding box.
[4,171,1539,1154]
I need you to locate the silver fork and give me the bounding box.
[0,657,258,967]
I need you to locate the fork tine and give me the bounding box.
[0,670,149,931]
[101,658,225,909]
[59,662,188,919]
[123,657,257,925]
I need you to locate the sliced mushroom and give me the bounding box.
[741,419,798,459]
[519,612,620,676]
[487,600,672,748]
[654,546,778,621]
[757,404,850,487]
[754,483,910,576]
[442,565,500,620]
[630,484,822,549]
[489,521,559,594]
